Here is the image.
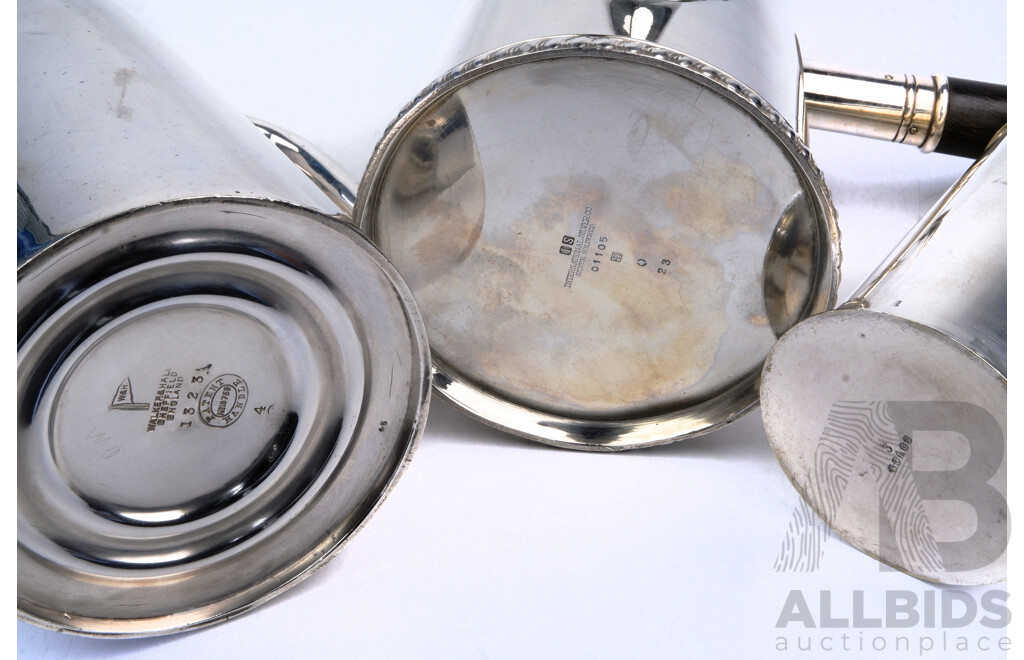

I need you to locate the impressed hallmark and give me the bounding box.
[198,374,249,428]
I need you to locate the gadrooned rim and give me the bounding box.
[354,35,841,451]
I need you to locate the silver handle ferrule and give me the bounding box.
[802,63,949,153]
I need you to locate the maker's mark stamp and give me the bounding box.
[198,374,249,428]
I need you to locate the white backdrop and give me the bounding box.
[17,1,1010,658]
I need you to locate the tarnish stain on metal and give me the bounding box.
[526,176,608,233]
[648,152,771,239]
[375,95,486,289]
[112,68,136,119]
[401,177,733,418]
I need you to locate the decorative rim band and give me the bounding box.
[358,34,841,284]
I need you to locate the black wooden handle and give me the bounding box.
[935,78,1007,159]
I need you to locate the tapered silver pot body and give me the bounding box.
[17,0,345,261]
[452,0,802,126]
[356,0,839,450]
[761,128,1007,585]
[18,0,430,636]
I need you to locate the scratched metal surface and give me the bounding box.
[15,0,1009,657]
[358,49,835,449]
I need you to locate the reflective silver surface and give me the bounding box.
[761,129,1007,585]
[802,63,948,152]
[846,127,1007,374]
[18,200,431,635]
[357,3,839,450]
[17,0,341,263]
[252,117,358,218]
[451,0,803,126]
[18,0,430,635]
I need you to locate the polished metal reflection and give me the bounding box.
[761,128,1007,585]
[450,0,803,126]
[357,0,839,450]
[18,0,430,637]
[374,94,485,290]
[844,127,1007,374]
[18,201,431,634]
[762,195,821,337]
[802,64,949,152]
[17,185,52,262]
[251,118,358,218]
[609,0,676,41]
[17,3,343,265]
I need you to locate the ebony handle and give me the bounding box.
[803,63,1006,158]
[936,77,1007,159]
